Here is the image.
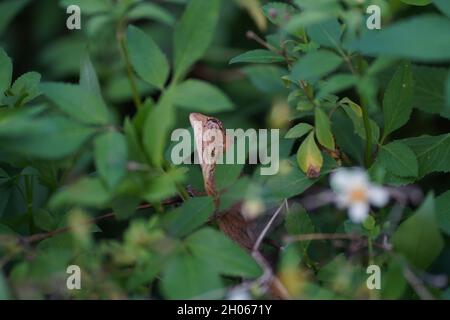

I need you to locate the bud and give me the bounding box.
[241,199,265,220]
[267,98,290,129]
[296,131,323,178]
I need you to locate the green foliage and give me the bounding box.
[382,62,413,140]
[412,66,449,118]
[404,134,450,177]
[378,141,418,178]
[349,15,450,61]
[40,82,111,125]
[392,194,444,269]
[162,197,214,237]
[0,48,12,96]
[0,0,449,301]
[285,123,313,139]
[434,0,450,17]
[173,0,221,81]
[173,80,234,112]
[126,25,169,89]
[143,93,175,167]
[94,130,128,189]
[291,50,342,82]
[230,49,285,64]
[314,107,335,150]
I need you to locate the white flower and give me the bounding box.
[227,287,252,300]
[330,168,389,223]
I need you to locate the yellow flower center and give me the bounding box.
[349,188,367,202]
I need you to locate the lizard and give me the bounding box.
[189,112,290,299]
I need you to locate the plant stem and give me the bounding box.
[162,159,190,202]
[24,175,34,233]
[116,19,142,109]
[359,94,373,168]
[367,237,374,265]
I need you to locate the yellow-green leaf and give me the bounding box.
[315,107,335,150]
[296,131,323,177]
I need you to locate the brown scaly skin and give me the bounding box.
[189,113,256,249]
[189,113,290,299]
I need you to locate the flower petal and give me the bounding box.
[330,167,369,193]
[368,186,389,207]
[348,202,369,223]
[335,193,351,209]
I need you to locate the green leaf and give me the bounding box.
[161,250,223,299]
[264,162,315,200]
[446,71,450,116]
[0,0,30,35]
[40,82,111,125]
[412,66,448,118]
[317,74,357,99]
[285,123,313,139]
[348,15,450,61]
[173,79,233,112]
[126,25,169,89]
[10,71,41,105]
[143,168,186,203]
[0,114,96,159]
[230,49,285,64]
[403,133,450,177]
[173,0,220,80]
[306,18,341,49]
[382,62,413,139]
[392,193,444,269]
[142,92,175,167]
[215,161,244,191]
[378,141,418,178]
[124,117,147,163]
[315,107,335,150]
[33,209,56,232]
[433,0,450,17]
[110,195,140,220]
[79,53,101,95]
[218,177,251,211]
[400,0,432,5]
[242,65,286,93]
[186,227,263,278]
[291,50,342,82]
[297,131,323,177]
[381,257,407,299]
[340,98,380,143]
[127,2,175,26]
[59,0,111,14]
[0,48,12,95]
[50,177,110,209]
[285,203,314,255]
[162,197,214,237]
[94,130,128,189]
[263,156,335,201]
[436,191,450,236]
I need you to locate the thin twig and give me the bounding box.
[284,233,361,244]
[252,200,287,252]
[403,266,435,300]
[21,197,182,244]
[116,19,142,109]
[246,30,276,51]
